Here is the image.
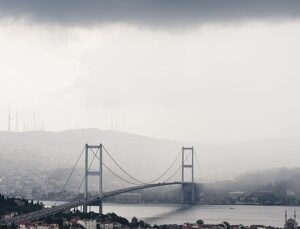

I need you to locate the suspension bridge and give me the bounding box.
[1,144,202,225]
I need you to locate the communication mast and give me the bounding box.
[8,105,11,132]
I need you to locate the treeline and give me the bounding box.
[0,194,43,217]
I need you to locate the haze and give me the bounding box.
[1,0,300,144]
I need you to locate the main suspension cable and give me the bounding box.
[75,147,100,193]
[102,162,141,186]
[194,150,204,182]
[146,149,181,184]
[78,144,189,190]
[102,145,146,184]
[88,148,141,186]
[161,150,191,183]
[54,146,85,206]
[102,145,182,184]
[162,166,182,183]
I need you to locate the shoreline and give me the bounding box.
[38,200,300,207]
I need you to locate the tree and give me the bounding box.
[130,216,139,228]
[196,219,204,225]
[223,221,230,229]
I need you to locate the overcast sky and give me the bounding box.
[1,0,300,144]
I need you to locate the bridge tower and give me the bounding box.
[181,147,195,204]
[83,144,103,214]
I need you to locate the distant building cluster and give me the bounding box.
[155,223,294,229]
[18,221,59,229]
[14,220,300,229]
[198,189,299,206]
[9,211,300,229]
[17,218,124,229]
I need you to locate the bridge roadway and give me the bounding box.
[2,182,181,225]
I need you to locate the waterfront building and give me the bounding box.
[18,221,59,229]
[99,222,122,229]
[77,219,97,229]
[284,209,298,229]
[250,225,265,229]
[229,191,245,200]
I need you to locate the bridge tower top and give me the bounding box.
[181,146,194,183]
[84,144,103,214]
[181,146,195,204]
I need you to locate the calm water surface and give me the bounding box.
[42,202,296,227]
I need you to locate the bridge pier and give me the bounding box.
[83,144,103,214]
[181,147,195,204]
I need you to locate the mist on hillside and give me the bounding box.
[1,129,300,180]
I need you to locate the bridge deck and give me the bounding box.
[1,182,181,225]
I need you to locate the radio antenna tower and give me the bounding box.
[15,112,19,132]
[8,105,11,132]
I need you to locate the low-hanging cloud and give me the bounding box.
[0,0,300,27]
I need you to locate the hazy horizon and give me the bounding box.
[1,128,300,182]
[2,127,300,146]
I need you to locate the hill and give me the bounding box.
[1,129,300,198]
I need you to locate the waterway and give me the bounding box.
[41,201,299,227]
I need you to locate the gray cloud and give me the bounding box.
[0,0,300,27]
